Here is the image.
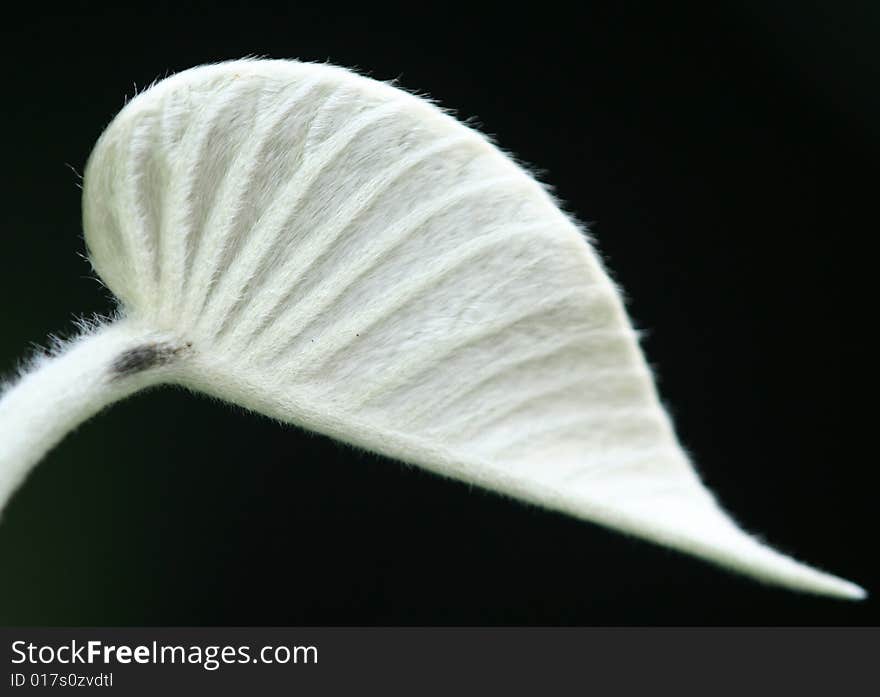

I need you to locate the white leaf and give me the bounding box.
[0,59,864,599]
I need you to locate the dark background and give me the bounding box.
[0,2,875,625]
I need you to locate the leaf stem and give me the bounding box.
[0,319,179,515]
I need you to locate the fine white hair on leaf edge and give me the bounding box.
[0,57,866,601]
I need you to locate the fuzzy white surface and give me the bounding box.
[0,59,864,600]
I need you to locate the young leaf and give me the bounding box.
[0,59,864,600]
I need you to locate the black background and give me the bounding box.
[0,2,875,625]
